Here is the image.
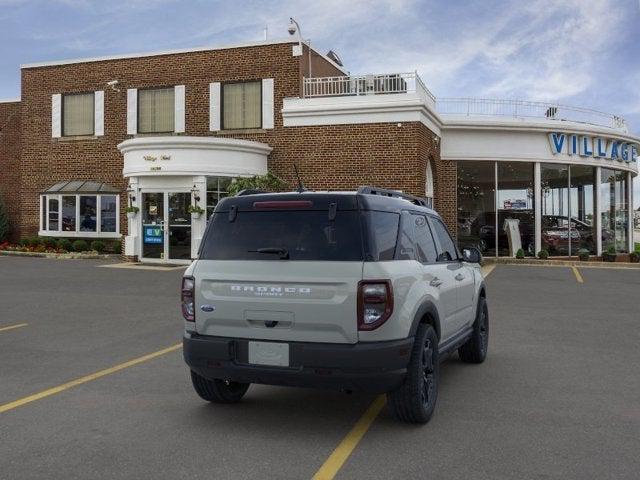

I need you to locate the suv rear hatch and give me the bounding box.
[193,195,364,344]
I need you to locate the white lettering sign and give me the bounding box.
[548,132,638,163]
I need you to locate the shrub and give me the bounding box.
[515,248,525,259]
[57,238,73,252]
[227,172,288,196]
[606,245,616,255]
[27,236,42,247]
[0,194,9,242]
[40,237,57,249]
[537,249,549,260]
[90,240,106,253]
[111,239,122,254]
[19,238,29,247]
[629,251,640,263]
[72,239,89,252]
[577,249,590,261]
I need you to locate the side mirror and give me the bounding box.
[462,247,482,264]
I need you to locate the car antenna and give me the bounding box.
[293,164,307,193]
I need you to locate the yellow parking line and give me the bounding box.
[481,264,496,278]
[312,395,387,480]
[0,323,28,333]
[0,343,182,414]
[572,266,584,283]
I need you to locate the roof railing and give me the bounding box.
[357,186,430,207]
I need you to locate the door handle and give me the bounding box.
[429,277,443,287]
[455,273,465,281]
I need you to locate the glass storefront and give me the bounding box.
[457,161,630,257]
[600,168,628,253]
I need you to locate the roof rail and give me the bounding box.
[236,189,268,196]
[357,186,429,207]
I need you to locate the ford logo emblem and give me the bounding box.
[200,305,215,312]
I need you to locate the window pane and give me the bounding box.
[457,161,496,256]
[365,211,398,261]
[430,217,458,261]
[78,196,97,232]
[101,195,117,233]
[601,168,628,253]
[206,176,234,219]
[62,196,76,232]
[138,88,175,133]
[541,164,570,256]
[569,165,596,254]
[497,162,534,256]
[223,82,261,129]
[48,197,59,231]
[413,214,438,263]
[63,93,94,136]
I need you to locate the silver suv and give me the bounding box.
[182,187,488,424]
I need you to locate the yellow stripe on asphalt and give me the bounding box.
[0,343,182,414]
[312,395,387,480]
[572,266,584,283]
[0,323,28,333]
[481,264,496,278]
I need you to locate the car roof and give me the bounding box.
[216,190,439,216]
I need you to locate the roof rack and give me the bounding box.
[357,186,429,207]
[236,189,268,196]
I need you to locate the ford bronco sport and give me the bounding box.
[182,187,488,424]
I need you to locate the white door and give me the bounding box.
[140,192,192,263]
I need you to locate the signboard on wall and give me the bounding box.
[143,226,163,244]
[548,132,639,163]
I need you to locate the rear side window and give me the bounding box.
[430,217,458,261]
[200,210,363,261]
[413,214,438,263]
[364,211,399,261]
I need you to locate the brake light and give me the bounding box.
[181,276,195,322]
[357,280,393,330]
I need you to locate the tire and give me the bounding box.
[387,324,439,424]
[190,370,250,404]
[458,296,489,364]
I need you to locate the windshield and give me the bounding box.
[199,210,364,261]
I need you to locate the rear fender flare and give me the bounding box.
[409,301,441,340]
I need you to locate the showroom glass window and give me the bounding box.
[497,162,535,256]
[222,81,261,130]
[457,161,496,256]
[541,164,570,256]
[569,165,596,254]
[600,168,628,253]
[138,87,175,133]
[206,177,233,218]
[62,92,94,136]
[40,194,119,236]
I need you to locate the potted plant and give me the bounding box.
[188,205,205,219]
[125,206,139,219]
[603,245,617,262]
[537,249,549,260]
[577,248,590,262]
[515,248,525,259]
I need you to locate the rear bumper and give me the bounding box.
[183,332,414,393]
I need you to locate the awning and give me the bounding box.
[42,180,120,194]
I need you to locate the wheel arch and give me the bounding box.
[409,301,442,340]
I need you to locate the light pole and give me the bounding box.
[288,17,312,79]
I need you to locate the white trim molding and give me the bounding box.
[94,90,104,136]
[174,85,186,133]
[51,94,61,138]
[262,78,275,129]
[127,88,137,135]
[209,82,221,132]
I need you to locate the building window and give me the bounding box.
[425,160,434,208]
[457,161,496,256]
[138,87,175,133]
[62,92,94,136]
[497,162,535,257]
[222,81,261,129]
[206,176,233,218]
[600,168,628,253]
[40,194,120,237]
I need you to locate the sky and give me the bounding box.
[1,0,639,204]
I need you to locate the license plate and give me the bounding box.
[248,341,289,367]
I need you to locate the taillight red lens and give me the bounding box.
[357,280,393,331]
[181,276,195,322]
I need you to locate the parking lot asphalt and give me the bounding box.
[1,257,639,479]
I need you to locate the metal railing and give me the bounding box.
[303,72,436,103]
[436,97,627,131]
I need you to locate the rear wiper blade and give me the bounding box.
[248,247,290,259]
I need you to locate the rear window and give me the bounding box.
[200,210,364,261]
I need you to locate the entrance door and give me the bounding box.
[141,192,192,263]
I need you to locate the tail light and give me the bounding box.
[357,280,393,330]
[181,276,195,322]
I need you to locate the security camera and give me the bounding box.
[107,80,118,86]
[287,23,297,35]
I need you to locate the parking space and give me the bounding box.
[1,259,639,479]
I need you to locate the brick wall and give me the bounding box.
[0,101,21,241]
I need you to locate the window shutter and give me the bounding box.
[209,82,221,131]
[94,90,104,136]
[51,94,61,138]
[174,85,185,133]
[262,78,274,129]
[127,88,137,135]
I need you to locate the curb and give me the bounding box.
[483,257,640,269]
[0,250,120,260]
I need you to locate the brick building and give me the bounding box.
[0,38,638,262]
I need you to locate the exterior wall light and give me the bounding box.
[191,185,201,203]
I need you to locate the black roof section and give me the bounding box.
[43,180,121,194]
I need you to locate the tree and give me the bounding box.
[226,172,288,196]
[0,194,9,242]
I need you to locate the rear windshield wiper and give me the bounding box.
[248,247,290,260]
